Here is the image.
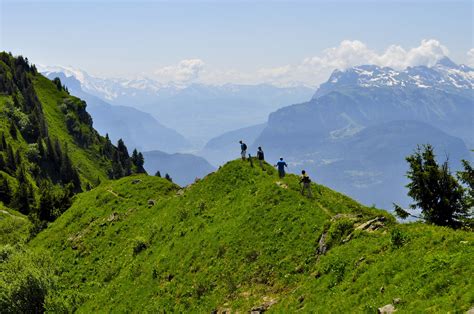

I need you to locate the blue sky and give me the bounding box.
[1,0,472,85]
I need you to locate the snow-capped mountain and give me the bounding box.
[38,65,314,144]
[253,57,473,212]
[314,57,473,98]
[37,64,185,103]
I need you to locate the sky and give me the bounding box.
[1,0,473,86]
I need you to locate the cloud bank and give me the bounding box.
[152,39,465,87]
[154,58,205,82]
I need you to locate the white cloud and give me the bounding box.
[154,58,205,82]
[147,40,452,87]
[467,48,474,67]
[254,39,450,87]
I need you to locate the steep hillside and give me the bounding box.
[0,52,144,223]
[24,160,473,312]
[43,72,191,153]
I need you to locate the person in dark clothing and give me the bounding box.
[239,140,247,161]
[275,157,288,178]
[299,170,313,198]
[257,146,265,169]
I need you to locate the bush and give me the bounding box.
[390,228,409,248]
[132,237,148,255]
[0,247,57,313]
[326,218,354,248]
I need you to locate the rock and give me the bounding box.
[379,286,385,294]
[107,212,119,222]
[251,297,277,313]
[392,298,402,304]
[378,304,396,314]
[467,307,474,314]
[176,189,185,196]
[298,295,305,303]
[356,216,386,232]
[316,232,328,256]
[148,199,156,207]
[275,181,288,189]
[131,179,142,184]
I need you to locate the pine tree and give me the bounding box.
[136,152,146,174]
[165,173,172,182]
[155,170,161,177]
[131,149,146,174]
[9,122,17,139]
[0,154,5,171]
[394,144,468,227]
[0,176,12,205]
[0,133,6,151]
[6,144,16,172]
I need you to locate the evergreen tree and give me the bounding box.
[9,122,17,139]
[136,152,146,174]
[103,134,114,158]
[131,149,146,174]
[457,159,474,212]
[0,133,6,151]
[394,144,468,227]
[60,148,81,190]
[155,170,161,178]
[165,173,172,182]
[0,176,12,205]
[6,144,16,172]
[11,168,35,214]
[0,154,5,171]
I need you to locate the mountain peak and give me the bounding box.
[435,56,459,69]
[314,59,473,98]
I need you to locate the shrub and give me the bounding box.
[132,237,148,255]
[326,218,354,248]
[390,228,409,248]
[0,248,57,313]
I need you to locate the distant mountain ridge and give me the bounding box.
[315,57,473,98]
[39,65,314,144]
[42,72,191,153]
[143,150,215,186]
[254,57,473,210]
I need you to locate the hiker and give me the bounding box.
[239,140,247,161]
[274,157,288,178]
[300,170,313,198]
[257,146,265,168]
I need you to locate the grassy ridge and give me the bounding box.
[32,75,111,184]
[32,160,474,312]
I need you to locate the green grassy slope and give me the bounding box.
[29,160,473,312]
[0,53,144,227]
[32,75,112,183]
[0,203,31,245]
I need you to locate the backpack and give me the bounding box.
[242,143,247,150]
[302,175,311,183]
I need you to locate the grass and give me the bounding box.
[0,203,31,246]
[26,159,474,312]
[33,75,112,184]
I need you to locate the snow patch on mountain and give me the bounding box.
[315,57,473,98]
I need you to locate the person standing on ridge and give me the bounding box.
[239,140,247,161]
[300,170,313,198]
[257,146,265,169]
[275,157,288,178]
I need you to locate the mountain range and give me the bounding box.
[41,72,191,153]
[252,57,473,210]
[39,65,314,145]
[142,150,215,186]
[1,53,473,313]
